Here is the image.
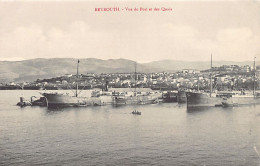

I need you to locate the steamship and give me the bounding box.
[112,89,162,106]
[186,56,260,108]
[41,60,105,108]
[112,63,161,106]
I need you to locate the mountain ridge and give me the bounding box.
[0,58,258,83]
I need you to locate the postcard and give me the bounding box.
[0,1,260,165]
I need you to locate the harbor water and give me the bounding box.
[1,90,260,165]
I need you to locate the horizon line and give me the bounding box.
[0,57,258,63]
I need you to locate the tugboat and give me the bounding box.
[17,97,32,107]
[31,96,47,106]
[17,95,47,107]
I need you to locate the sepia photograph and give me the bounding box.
[0,0,260,165]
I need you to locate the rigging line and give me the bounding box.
[78,85,86,96]
[67,84,76,96]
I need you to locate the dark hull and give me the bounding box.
[186,92,260,108]
[162,91,178,103]
[112,93,161,106]
[41,93,104,108]
[177,90,187,103]
[31,97,47,106]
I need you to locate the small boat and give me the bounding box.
[214,98,238,107]
[215,104,223,107]
[221,100,238,107]
[17,97,32,107]
[132,110,141,115]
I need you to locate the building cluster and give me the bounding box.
[204,65,253,73]
[1,65,259,91]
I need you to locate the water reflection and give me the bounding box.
[1,90,260,165]
[186,106,213,113]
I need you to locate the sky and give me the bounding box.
[0,1,259,62]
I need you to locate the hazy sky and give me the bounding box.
[0,1,259,62]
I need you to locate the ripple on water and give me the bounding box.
[0,90,260,165]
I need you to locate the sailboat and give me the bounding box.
[186,55,260,108]
[41,60,102,108]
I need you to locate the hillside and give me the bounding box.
[0,58,258,83]
[142,60,257,72]
[0,58,158,82]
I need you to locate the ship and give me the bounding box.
[186,55,260,108]
[112,90,162,106]
[177,89,187,103]
[111,62,161,106]
[41,92,107,107]
[41,60,104,108]
[186,90,260,108]
[162,90,178,102]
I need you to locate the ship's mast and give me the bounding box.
[76,59,79,97]
[198,80,199,91]
[134,62,137,96]
[210,54,212,97]
[253,57,256,96]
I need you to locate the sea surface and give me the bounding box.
[0,90,260,166]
